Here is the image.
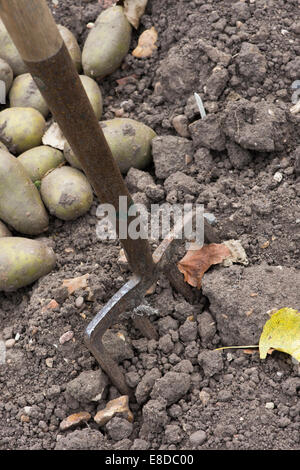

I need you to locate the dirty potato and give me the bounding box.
[40,166,93,221]
[0,107,46,154]
[0,58,13,94]
[18,145,65,182]
[0,149,49,235]
[82,6,132,79]
[0,220,11,237]
[9,73,49,117]
[100,118,156,173]
[64,118,156,173]
[0,18,27,76]
[80,75,103,120]
[58,24,82,73]
[0,237,56,291]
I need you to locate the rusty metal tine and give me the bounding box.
[84,275,158,396]
[84,209,200,393]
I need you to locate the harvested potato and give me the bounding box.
[40,166,93,221]
[18,145,65,182]
[82,6,132,79]
[0,19,27,76]
[0,149,49,235]
[0,237,56,291]
[0,220,11,237]
[58,25,82,73]
[64,118,156,173]
[9,73,49,117]
[80,75,103,120]
[0,107,46,154]
[0,58,13,94]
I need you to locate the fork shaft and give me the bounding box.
[0,0,155,279]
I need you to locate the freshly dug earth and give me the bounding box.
[0,0,300,451]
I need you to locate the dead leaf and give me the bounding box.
[62,274,89,294]
[259,308,300,362]
[132,26,158,58]
[118,0,148,29]
[177,243,231,289]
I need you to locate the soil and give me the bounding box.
[1,0,300,451]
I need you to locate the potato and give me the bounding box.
[64,118,156,173]
[80,75,103,120]
[0,141,8,152]
[0,220,11,237]
[0,107,46,154]
[0,237,56,291]
[58,25,82,73]
[82,6,132,79]
[18,145,65,182]
[40,166,93,221]
[0,58,13,95]
[0,149,49,235]
[0,19,27,76]
[9,73,49,117]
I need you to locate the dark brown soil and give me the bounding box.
[0,0,300,451]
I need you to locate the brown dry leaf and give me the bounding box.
[132,26,158,58]
[177,243,231,289]
[62,274,89,294]
[118,0,148,29]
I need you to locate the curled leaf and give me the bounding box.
[132,26,158,58]
[259,308,300,362]
[177,243,231,289]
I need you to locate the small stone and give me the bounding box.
[75,296,84,308]
[45,357,54,368]
[273,171,283,183]
[172,115,190,137]
[199,389,210,406]
[59,411,91,431]
[265,402,275,409]
[5,338,15,348]
[189,430,207,446]
[59,330,74,345]
[94,395,133,427]
[20,414,30,423]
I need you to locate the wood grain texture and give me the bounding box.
[0,0,62,62]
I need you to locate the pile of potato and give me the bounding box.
[0,5,156,291]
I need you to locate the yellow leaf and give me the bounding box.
[259,308,300,361]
